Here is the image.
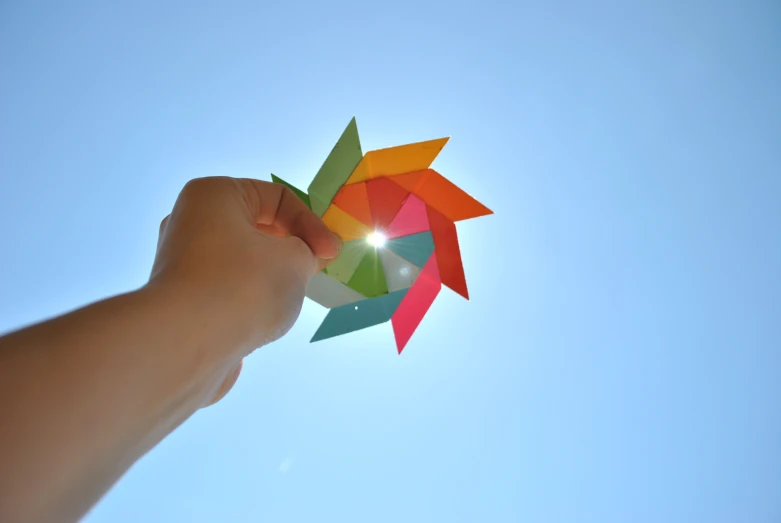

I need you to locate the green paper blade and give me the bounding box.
[308,117,363,216]
[346,248,388,297]
[271,174,311,209]
[325,239,370,284]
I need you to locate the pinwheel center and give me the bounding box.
[367,231,387,248]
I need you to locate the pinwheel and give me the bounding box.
[271,118,491,353]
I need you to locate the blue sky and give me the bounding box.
[1,1,780,522]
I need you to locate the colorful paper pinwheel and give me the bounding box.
[271,118,491,353]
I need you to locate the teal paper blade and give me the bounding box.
[384,231,435,268]
[310,289,408,342]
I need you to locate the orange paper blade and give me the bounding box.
[390,169,492,222]
[333,181,373,227]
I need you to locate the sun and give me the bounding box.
[366,231,387,248]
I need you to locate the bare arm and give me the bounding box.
[0,177,341,523]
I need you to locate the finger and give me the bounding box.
[258,223,340,274]
[315,256,335,274]
[237,179,342,260]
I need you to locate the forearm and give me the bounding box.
[0,177,332,522]
[0,285,236,523]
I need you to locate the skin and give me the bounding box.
[0,177,342,523]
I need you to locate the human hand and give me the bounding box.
[0,177,344,523]
[148,176,341,404]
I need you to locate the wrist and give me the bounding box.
[142,273,258,363]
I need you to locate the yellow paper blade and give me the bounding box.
[322,203,372,241]
[345,137,449,184]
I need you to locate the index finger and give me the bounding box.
[237,178,342,260]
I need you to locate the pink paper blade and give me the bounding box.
[385,194,430,239]
[391,254,441,353]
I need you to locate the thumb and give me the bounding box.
[316,233,343,273]
[280,231,342,277]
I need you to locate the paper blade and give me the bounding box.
[366,177,410,230]
[384,231,435,269]
[385,193,430,239]
[322,204,372,241]
[310,290,408,342]
[271,174,311,209]
[332,181,373,227]
[389,169,492,222]
[308,118,364,216]
[345,137,449,184]
[306,271,367,309]
[379,248,422,292]
[324,239,370,284]
[391,254,441,353]
[346,248,388,297]
[427,207,468,299]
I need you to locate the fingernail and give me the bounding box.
[323,232,343,259]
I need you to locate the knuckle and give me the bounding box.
[181,176,229,196]
[277,184,296,204]
[181,177,207,192]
